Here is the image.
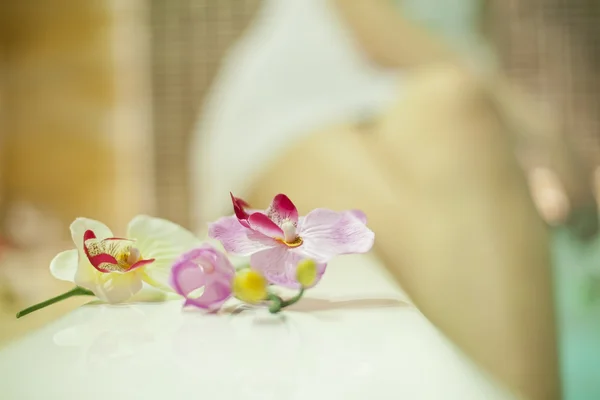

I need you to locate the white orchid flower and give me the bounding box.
[18,215,201,317]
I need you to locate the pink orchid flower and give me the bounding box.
[209,193,374,288]
[170,245,236,312]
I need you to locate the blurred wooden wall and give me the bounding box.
[0,0,154,347]
[487,0,600,167]
[149,0,260,228]
[0,0,154,237]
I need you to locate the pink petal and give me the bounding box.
[233,193,251,209]
[230,192,251,222]
[348,209,367,224]
[208,216,276,256]
[297,209,375,262]
[267,194,299,225]
[170,246,235,311]
[183,246,236,279]
[248,212,284,238]
[250,247,327,289]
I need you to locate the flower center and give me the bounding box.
[126,247,141,266]
[278,220,303,247]
[114,245,143,270]
[85,234,143,272]
[276,237,303,248]
[83,230,156,274]
[281,220,297,243]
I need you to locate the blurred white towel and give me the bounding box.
[190,0,400,231]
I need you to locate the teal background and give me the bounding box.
[552,228,600,399]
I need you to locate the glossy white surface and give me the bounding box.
[0,254,513,400]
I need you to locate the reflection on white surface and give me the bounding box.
[52,306,166,371]
[0,254,513,399]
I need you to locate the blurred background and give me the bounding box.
[0,0,598,353]
[0,0,262,344]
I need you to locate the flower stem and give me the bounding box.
[235,263,251,272]
[16,286,94,319]
[267,287,305,314]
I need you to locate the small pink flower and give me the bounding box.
[170,245,235,312]
[208,194,374,288]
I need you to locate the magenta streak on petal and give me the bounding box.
[230,192,250,222]
[237,219,251,229]
[87,253,118,273]
[248,212,284,238]
[128,258,155,271]
[83,230,117,273]
[83,229,97,244]
[237,197,251,209]
[267,194,299,225]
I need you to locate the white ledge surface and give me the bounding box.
[0,254,512,400]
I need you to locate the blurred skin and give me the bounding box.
[249,0,598,398]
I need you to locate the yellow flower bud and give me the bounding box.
[233,269,268,304]
[296,259,317,287]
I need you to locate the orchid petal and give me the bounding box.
[69,218,113,292]
[128,258,156,271]
[70,218,113,269]
[81,230,155,273]
[70,218,113,248]
[49,249,78,282]
[250,247,326,289]
[170,246,234,311]
[91,270,144,304]
[230,192,250,221]
[82,230,119,272]
[73,261,101,295]
[127,215,202,291]
[248,212,284,238]
[180,245,235,279]
[209,216,276,256]
[267,194,299,224]
[348,209,368,224]
[66,217,146,303]
[72,259,144,304]
[297,209,375,262]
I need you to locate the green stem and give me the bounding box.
[16,286,94,319]
[267,287,305,314]
[235,263,251,272]
[267,293,283,313]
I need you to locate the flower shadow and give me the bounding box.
[287,297,411,312]
[221,297,411,317]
